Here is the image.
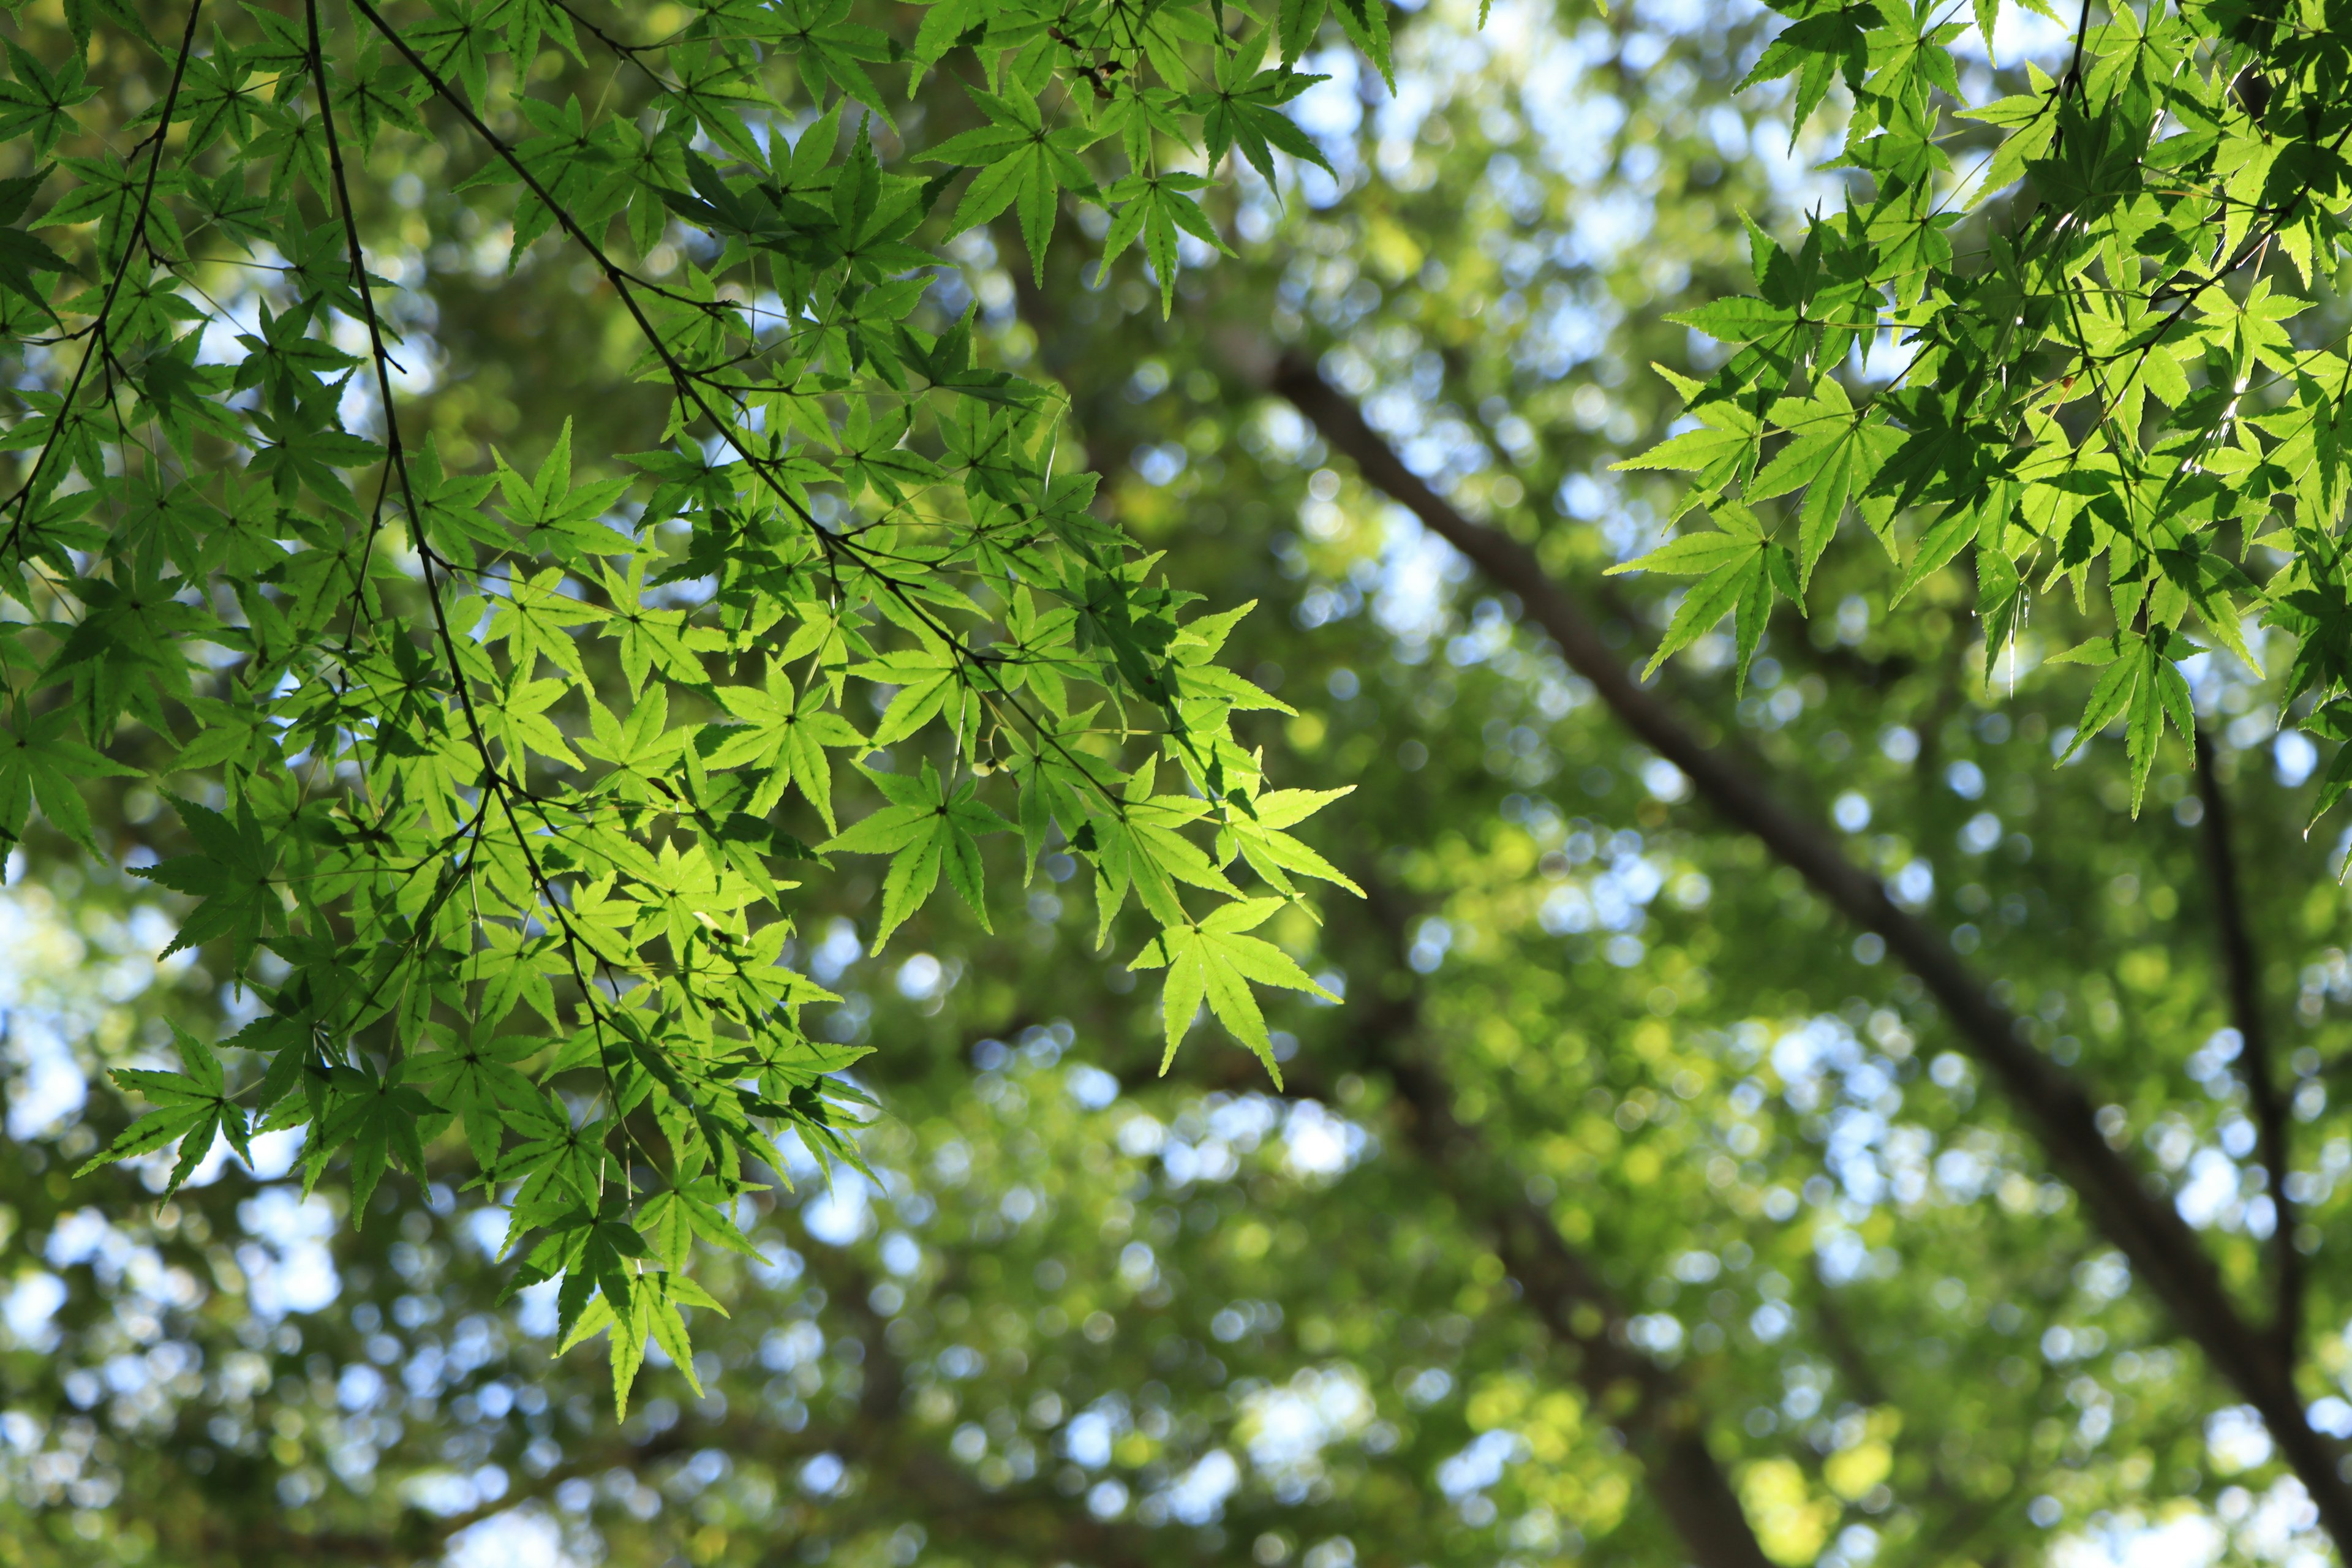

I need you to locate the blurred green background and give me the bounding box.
[6,0,2351,1564]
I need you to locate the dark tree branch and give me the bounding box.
[1159,884,1776,1568]
[1804,1260,1892,1411]
[1355,993,1777,1568]
[1266,352,2352,1547]
[2193,728,2302,1362]
[1796,1253,2066,1565]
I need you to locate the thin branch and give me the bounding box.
[1267,352,2352,1547]
[2195,727,2301,1361]
[0,0,207,560]
[349,0,1224,842]
[304,0,651,1190]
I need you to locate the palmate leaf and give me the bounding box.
[820,762,1010,950]
[75,1028,251,1197]
[0,43,96,159]
[922,77,1102,283]
[0,172,69,318]
[1099,170,1233,317]
[1742,378,1901,586]
[1890,474,2018,607]
[1220,786,1364,897]
[130,794,284,967]
[636,1177,765,1272]
[1129,897,1335,1086]
[905,0,993,82]
[1196,53,1335,186]
[245,399,385,513]
[1615,369,1763,493]
[486,566,608,684]
[300,1060,442,1218]
[0,700,139,851]
[852,644,968,748]
[1608,502,1794,688]
[405,1032,546,1166]
[494,418,635,564]
[599,557,724,698]
[2052,631,2195,816]
[1735,4,1875,141]
[1668,295,1804,344]
[560,1268,726,1417]
[705,666,868,828]
[2307,701,2352,828]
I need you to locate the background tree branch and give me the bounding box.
[2194,728,2303,1361]
[1264,350,2352,1540]
[1159,884,1777,1568]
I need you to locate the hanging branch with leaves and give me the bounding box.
[5,0,1370,1411]
[1615,0,2351,818]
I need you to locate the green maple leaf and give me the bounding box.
[578,684,690,803]
[486,565,608,684]
[493,418,635,564]
[1613,372,1763,492]
[905,0,995,80]
[302,1059,442,1218]
[491,1112,612,1227]
[1098,170,1233,317]
[850,643,968,749]
[562,1267,725,1416]
[0,701,138,851]
[483,673,583,773]
[405,434,503,556]
[230,297,362,399]
[0,168,69,318]
[406,0,498,108]
[130,793,285,968]
[599,557,722,697]
[1607,500,1795,689]
[76,1028,251,1197]
[705,665,868,829]
[246,396,385,514]
[1218,786,1364,897]
[1128,897,1334,1085]
[2055,631,2193,815]
[819,761,1009,951]
[406,1034,546,1166]
[923,77,1103,284]
[636,1177,765,1272]
[1734,5,1875,141]
[0,42,96,159]
[1744,379,1902,587]
[831,398,942,504]
[769,0,894,114]
[1196,55,1335,187]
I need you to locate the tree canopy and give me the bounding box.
[2,0,1365,1415]
[0,0,2348,1563]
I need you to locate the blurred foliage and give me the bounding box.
[2,0,2351,1565]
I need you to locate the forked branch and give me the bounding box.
[1268,352,2352,1546]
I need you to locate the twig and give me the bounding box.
[350,0,1217,843]
[0,0,207,560]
